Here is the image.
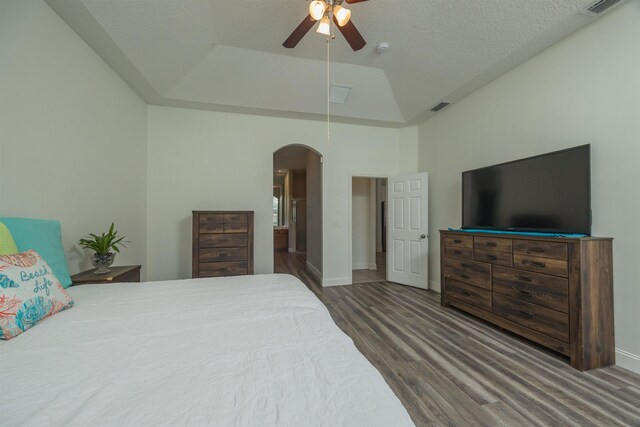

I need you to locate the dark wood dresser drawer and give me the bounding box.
[444,235,473,251]
[474,248,512,267]
[199,213,224,223]
[199,247,248,263]
[199,234,248,248]
[513,239,567,260]
[443,257,491,290]
[474,236,512,252]
[493,293,569,343]
[446,278,491,311]
[199,261,248,277]
[224,213,247,223]
[224,222,248,233]
[513,254,568,277]
[445,246,473,259]
[493,266,568,313]
[199,222,224,233]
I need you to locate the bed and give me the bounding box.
[1,274,414,426]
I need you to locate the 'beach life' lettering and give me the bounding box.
[18,266,54,296]
[19,266,50,282]
[32,277,53,296]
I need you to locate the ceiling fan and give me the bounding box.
[283,0,369,51]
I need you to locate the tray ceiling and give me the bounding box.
[47,0,601,127]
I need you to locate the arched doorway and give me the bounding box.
[273,145,323,283]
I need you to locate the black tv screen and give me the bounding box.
[462,145,591,235]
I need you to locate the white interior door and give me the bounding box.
[387,173,429,288]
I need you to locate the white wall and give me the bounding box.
[306,150,322,275]
[352,178,371,270]
[147,106,406,285]
[0,0,147,276]
[418,1,640,372]
[399,126,419,174]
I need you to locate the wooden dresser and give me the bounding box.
[440,230,614,371]
[192,211,254,278]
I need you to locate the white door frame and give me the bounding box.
[348,174,389,285]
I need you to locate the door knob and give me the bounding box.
[420,234,427,239]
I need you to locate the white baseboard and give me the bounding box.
[352,263,369,270]
[306,261,322,281]
[429,280,441,293]
[322,277,351,287]
[368,263,377,270]
[616,348,640,374]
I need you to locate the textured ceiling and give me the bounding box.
[47,0,607,126]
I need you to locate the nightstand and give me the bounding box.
[71,265,141,285]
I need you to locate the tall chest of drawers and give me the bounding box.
[192,211,254,278]
[440,230,614,371]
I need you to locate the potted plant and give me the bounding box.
[79,223,127,274]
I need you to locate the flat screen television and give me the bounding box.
[462,145,591,235]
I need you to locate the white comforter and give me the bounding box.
[0,274,413,427]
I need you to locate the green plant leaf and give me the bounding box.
[78,223,128,254]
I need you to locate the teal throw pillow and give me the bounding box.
[0,217,72,288]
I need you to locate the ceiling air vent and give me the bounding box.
[580,0,625,16]
[328,85,352,104]
[431,102,450,112]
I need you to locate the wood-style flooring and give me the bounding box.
[352,251,387,284]
[274,251,640,427]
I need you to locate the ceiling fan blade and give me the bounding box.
[345,0,369,3]
[283,14,316,48]
[333,16,366,51]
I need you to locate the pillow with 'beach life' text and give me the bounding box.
[0,250,74,339]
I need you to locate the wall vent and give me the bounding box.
[431,102,450,112]
[580,0,625,16]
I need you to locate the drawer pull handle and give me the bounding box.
[454,250,462,255]
[454,239,462,244]
[487,255,497,260]
[461,263,472,269]
[531,261,546,268]
[518,276,532,282]
[462,290,471,296]
[486,242,497,247]
[460,274,470,280]
[519,290,532,297]
[530,247,545,253]
[519,310,534,319]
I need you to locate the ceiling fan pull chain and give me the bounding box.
[327,35,331,146]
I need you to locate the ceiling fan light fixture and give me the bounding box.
[316,16,331,35]
[309,1,327,21]
[333,5,351,26]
